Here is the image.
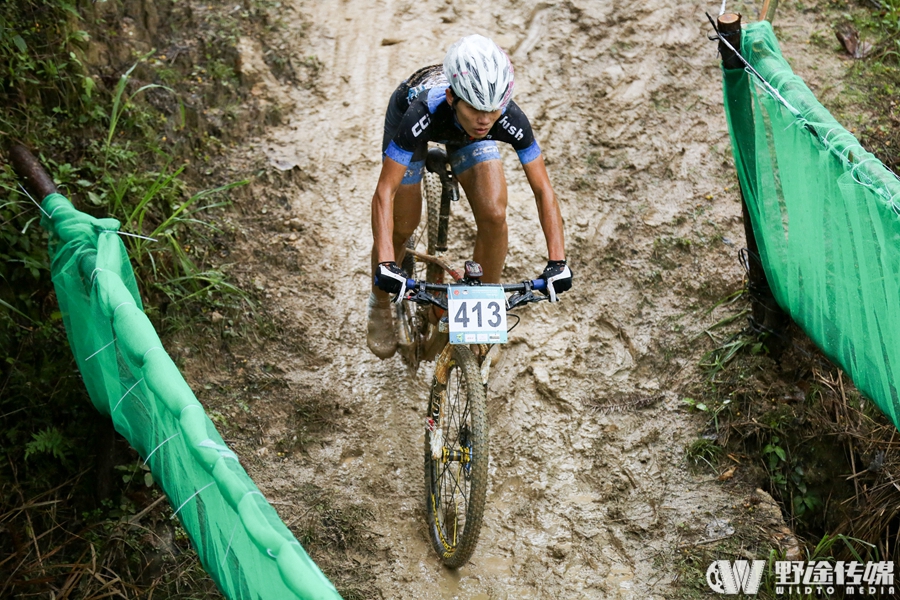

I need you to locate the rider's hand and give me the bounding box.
[539,259,573,303]
[374,261,409,302]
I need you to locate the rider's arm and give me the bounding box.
[371,157,408,263]
[522,155,566,262]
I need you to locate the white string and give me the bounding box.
[113,301,134,316]
[18,184,51,219]
[144,431,181,464]
[850,157,880,184]
[181,403,203,418]
[49,205,63,218]
[143,346,163,360]
[113,377,143,412]
[719,0,727,15]
[85,339,115,361]
[114,230,159,242]
[90,268,103,281]
[822,127,840,145]
[711,15,802,119]
[888,191,900,211]
[171,481,216,519]
[221,521,240,568]
[839,143,864,162]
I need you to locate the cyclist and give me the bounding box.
[368,34,572,359]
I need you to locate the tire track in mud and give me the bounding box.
[228,0,810,598]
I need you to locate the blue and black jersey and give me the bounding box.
[381,65,542,168]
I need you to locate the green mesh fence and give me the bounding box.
[40,192,341,600]
[723,22,900,429]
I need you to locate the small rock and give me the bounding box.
[550,542,571,559]
[705,517,735,540]
[271,158,298,171]
[210,311,224,323]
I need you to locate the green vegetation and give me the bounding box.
[0,0,273,596]
[829,0,900,169]
[675,10,900,592]
[681,313,897,557]
[1,2,371,598]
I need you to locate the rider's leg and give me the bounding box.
[370,182,423,302]
[453,156,508,284]
[369,79,425,359]
[367,170,423,359]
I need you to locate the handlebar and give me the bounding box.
[401,278,548,311]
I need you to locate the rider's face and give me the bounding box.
[446,88,502,139]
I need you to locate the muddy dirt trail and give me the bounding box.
[197,0,846,598]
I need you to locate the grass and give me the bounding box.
[681,298,900,563]
[0,0,301,597]
[824,0,900,169]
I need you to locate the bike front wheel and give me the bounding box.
[424,344,488,568]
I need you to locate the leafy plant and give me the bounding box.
[683,396,733,433]
[0,1,262,598]
[24,427,71,461]
[685,437,724,470]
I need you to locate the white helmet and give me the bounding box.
[443,35,514,112]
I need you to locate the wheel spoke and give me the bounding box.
[426,345,486,567]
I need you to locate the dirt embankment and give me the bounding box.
[178,0,857,598]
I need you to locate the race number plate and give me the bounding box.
[447,285,507,344]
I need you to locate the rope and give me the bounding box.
[171,481,216,519]
[144,431,182,464]
[115,230,159,242]
[113,377,144,412]
[709,15,900,211]
[85,339,116,361]
[18,184,51,219]
[706,13,802,119]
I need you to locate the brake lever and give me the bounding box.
[405,282,448,311]
[506,280,547,310]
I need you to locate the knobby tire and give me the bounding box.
[424,344,488,568]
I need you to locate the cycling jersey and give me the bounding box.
[381,65,542,170]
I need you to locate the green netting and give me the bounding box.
[40,193,342,600]
[723,21,900,429]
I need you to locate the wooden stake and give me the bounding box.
[761,0,780,23]
[717,12,790,355]
[9,144,57,200]
[717,13,743,70]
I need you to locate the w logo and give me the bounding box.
[706,560,766,595]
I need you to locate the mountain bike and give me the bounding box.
[389,148,551,566]
[402,267,547,568]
